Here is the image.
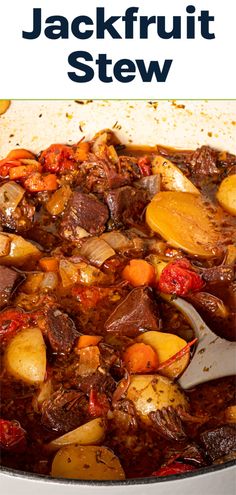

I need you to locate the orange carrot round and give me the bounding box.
[123,342,158,373]
[39,257,59,272]
[122,259,155,287]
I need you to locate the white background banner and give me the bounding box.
[0,0,235,98]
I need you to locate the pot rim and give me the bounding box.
[1,460,236,486]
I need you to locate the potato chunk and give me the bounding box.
[146,192,220,258]
[126,374,188,424]
[138,331,189,379]
[152,156,199,194]
[216,174,236,216]
[0,233,41,267]
[47,418,106,451]
[51,445,125,480]
[5,327,46,385]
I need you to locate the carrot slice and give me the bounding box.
[156,338,198,371]
[9,163,42,180]
[122,259,155,287]
[123,342,158,373]
[7,149,36,161]
[39,257,59,272]
[74,142,90,162]
[24,173,58,192]
[77,335,102,350]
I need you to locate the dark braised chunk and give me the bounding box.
[202,265,235,285]
[0,266,22,308]
[60,191,109,240]
[104,287,160,337]
[200,425,236,461]
[150,406,187,441]
[187,146,219,176]
[41,390,89,433]
[46,308,79,354]
[105,186,148,227]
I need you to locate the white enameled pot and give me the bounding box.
[0,100,236,495]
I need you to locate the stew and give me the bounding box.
[0,129,235,480]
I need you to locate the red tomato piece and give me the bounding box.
[89,389,110,417]
[138,156,152,176]
[0,308,37,343]
[40,144,76,173]
[0,419,26,452]
[159,258,204,296]
[152,461,196,477]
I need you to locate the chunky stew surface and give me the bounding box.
[0,130,235,480]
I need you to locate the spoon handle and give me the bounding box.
[170,298,236,389]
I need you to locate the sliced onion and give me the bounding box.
[135,174,161,198]
[46,185,72,216]
[78,346,100,376]
[80,237,115,267]
[40,272,58,291]
[0,181,25,213]
[100,232,132,251]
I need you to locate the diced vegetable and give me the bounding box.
[0,233,41,267]
[0,100,10,115]
[101,231,133,251]
[122,259,155,287]
[126,374,188,424]
[0,308,30,343]
[9,161,42,180]
[137,331,190,379]
[80,237,115,267]
[159,258,204,296]
[59,260,109,288]
[24,173,58,192]
[46,185,72,215]
[0,181,25,211]
[152,156,199,194]
[216,175,236,216]
[5,327,46,385]
[123,342,158,373]
[51,445,125,480]
[74,141,90,161]
[40,144,75,173]
[47,418,106,451]
[0,419,26,452]
[40,272,58,291]
[39,257,59,272]
[77,335,102,349]
[6,149,36,161]
[0,159,22,178]
[78,346,100,376]
[146,192,220,258]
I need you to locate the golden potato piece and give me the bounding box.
[138,331,189,379]
[5,327,46,385]
[51,445,125,480]
[126,374,188,424]
[0,100,10,115]
[0,233,41,267]
[152,156,200,194]
[47,418,106,451]
[216,175,236,216]
[146,192,220,258]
